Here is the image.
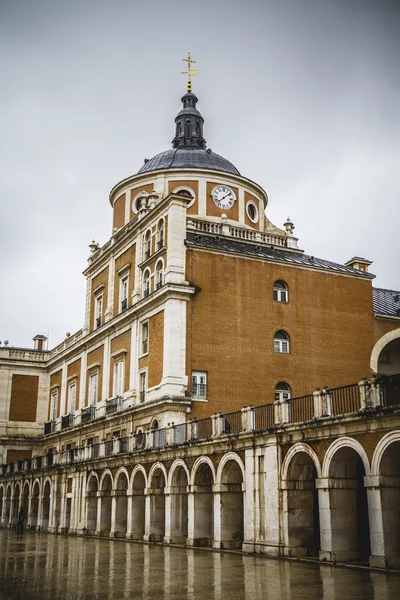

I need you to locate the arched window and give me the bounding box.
[273,280,288,302]
[157,219,164,250]
[275,382,291,402]
[142,270,150,298]
[144,230,151,260]
[156,260,164,290]
[185,121,191,137]
[151,420,159,430]
[274,330,290,354]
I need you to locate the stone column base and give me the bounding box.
[253,542,281,556]
[369,555,389,569]
[319,549,359,562]
[186,537,212,547]
[283,546,308,558]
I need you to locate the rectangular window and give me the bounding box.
[140,372,146,403]
[142,322,149,354]
[95,295,103,328]
[120,276,128,312]
[192,371,207,399]
[51,390,58,421]
[87,437,94,446]
[89,372,98,406]
[113,361,124,397]
[68,381,76,414]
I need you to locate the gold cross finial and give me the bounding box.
[181,51,198,93]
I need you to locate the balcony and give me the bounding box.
[157,238,164,250]
[61,414,74,430]
[81,406,96,423]
[106,396,122,416]
[44,420,55,435]
[96,316,102,329]
[140,390,146,403]
[156,280,163,290]
[121,298,128,312]
[143,286,150,298]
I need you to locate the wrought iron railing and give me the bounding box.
[254,403,275,430]
[379,374,400,408]
[81,406,96,423]
[61,414,74,430]
[106,396,122,416]
[121,298,128,312]
[289,394,314,423]
[330,384,360,416]
[44,420,55,435]
[222,411,242,434]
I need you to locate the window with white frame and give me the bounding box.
[113,360,124,397]
[89,372,98,405]
[144,230,151,260]
[192,371,207,399]
[273,280,288,303]
[275,382,291,402]
[120,275,129,312]
[68,381,76,414]
[140,372,146,403]
[141,322,149,354]
[51,390,58,422]
[143,270,150,298]
[274,330,290,354]
[156,260,163,290]
[95,294,103,328]
[157,219,165,250]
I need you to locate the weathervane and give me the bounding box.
[181,52,198,93]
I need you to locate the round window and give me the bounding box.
[246,201,258,223]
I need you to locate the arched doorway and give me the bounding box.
[22,483,29,517]
[379,441,400,568]
[130,470,145,540]
[42,481,51,531]
[328,446,370,562]
[113,471,128,538]
[219,459,244,549]
[148,467,165,542]
[193,462,214,546]
[283,451,320,556]
[99,473,112,536]
[169,465,189,544]
[31,482,40,529]
[86,475,98,534]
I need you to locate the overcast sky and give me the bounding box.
[0,0,399,349]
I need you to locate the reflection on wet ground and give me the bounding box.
[0,530,399,600]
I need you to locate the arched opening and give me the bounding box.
[42,481,51,531]
[131,470,146,540]
[193,463,214,546]
[12,483,21,525]
[86,475,98,534]
[284,452,320,557]
[274,330,290,354]
[149,468,165,542]
[22,484,29,525]
[3,487,11,526]
[144,230,151,260]
[157,219,165,250]
[379,441,400,567]
[114,472,128,538]
[142,269,150,298]
[156,260,164,290]
[378,338,400,375]
[273,280,289,302]
[328,446,370,562]
[169,466,188,543]
[0,488,4,524]
[99,474,113,536]
[219,460,244,549]
[275,382,291,402]
[31,483,40,529]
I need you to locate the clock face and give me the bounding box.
[212,185,236,209]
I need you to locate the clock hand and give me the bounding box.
[220,191,232,201]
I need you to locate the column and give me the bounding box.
[262,444,281,556]
[186,489,195,545]
[212,488,222,549]
[143,492,151,541]
[160,298,188,396]
[110,493,117,537]
[364,476,386,568]
[164,488,172,543]
[102,336,110,402]
[317,478,333,561]
[242,448,255,552]
[126,494,133,539]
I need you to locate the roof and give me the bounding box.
[185,231,375,278]
[138,147,240,176]
[373,287,400,318]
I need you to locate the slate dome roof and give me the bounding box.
[138,147,240,176]
[137,91,240,176]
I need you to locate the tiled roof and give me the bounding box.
[373,287,400,318]
[185,232,375,278]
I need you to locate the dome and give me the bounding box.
[137,91,240,176]
[138,147,240,176]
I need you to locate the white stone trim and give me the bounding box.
[167,459,190,488]
[321,436,371,479]
[190,456,216,487]
[370,328,400,374]
[215,452,245,486]
[281,442,322,481]
[371,430,400,476]
[129,465,148,493]
[147,462,168,489]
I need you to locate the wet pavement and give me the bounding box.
[0,530,399,599]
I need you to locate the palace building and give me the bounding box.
[1,75,400,568]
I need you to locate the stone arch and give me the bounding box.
[129,465,146,540]
[99,470,113,535]
[191,456,215,546]
[86,471,99,534]
[371,431,400,567]
[11,482,21,525]
[0,485,4,524]
[30,480,40,529]
[282,443,322,481]
[370,328,400,375]
[281,444,322,557]
[216,452,245,485]
[217,453,245,549]
[322,437,371,562]
[42,479,51,531]
[148,462,167,542]
[113,468,129,538]
[168,459,190,544]
[22,481,30,517]
[4,484,12,526]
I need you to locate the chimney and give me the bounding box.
[344,257,372,273]
[33,334,47,351]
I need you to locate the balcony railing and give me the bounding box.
[121,298,128,312]
[61,414,74,430]
[143,287,150,298]
[105,440,114,456]
[157,238,164,250]
[44,420,55,435]
[140,390,146,403]
[81,406,96,423]
[156,280,163,290]
[145,249,150,260]
[106,396,122,416]
[96,316,102,329]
